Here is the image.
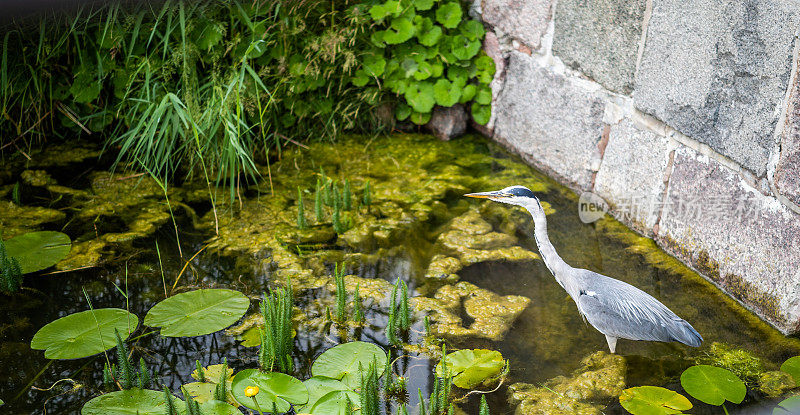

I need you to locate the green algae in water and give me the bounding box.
[5,133,800,415]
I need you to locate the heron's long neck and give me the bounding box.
[522,200,579,298]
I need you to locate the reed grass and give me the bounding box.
[1,0,387,188]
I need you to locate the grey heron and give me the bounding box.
[465,185,702,353]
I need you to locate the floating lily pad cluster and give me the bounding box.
[620,357,800,415]
[354,0,495,125]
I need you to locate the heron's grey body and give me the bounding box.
[466,185,702,353]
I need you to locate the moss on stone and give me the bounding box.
[414,281,530,341]
[508,351,626,415]
[757,370,795,398]
[696,342,764,384]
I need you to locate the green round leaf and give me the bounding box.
[619,386,692,415]
[413,0,435,11]
[231,369,308,412]
[774,396,800,414]
[404,81,436,113]
[144,289,249,337]
[369,1,400,20]
[435,2,462,29]
[410,111,432,125]
[311,390,361,415]
[459,20,485,41]
[413,61,434,80]
[311,341,387,389]
[433,78,461,107]
[459,84,477,103]
[4,231,71,273]
[300,377,352,413]
[780,356,800,385]
[195,400,241,415]
[474,84,492,105]
[31,308,138,360]
[434,349,505,389]
[415,18,442,46]
[680,365,746,406]
[450,35,481,60]
[471,103,491,125]
[81,389,183,414]
[362,54,386,77]
[395,103,413,121]
[383,17,416,44]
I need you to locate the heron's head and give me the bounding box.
[464,185,539,207]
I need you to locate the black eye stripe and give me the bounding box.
[506,187,536,198]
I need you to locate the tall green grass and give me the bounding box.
[0,0,388,187]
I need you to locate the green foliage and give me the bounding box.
[434,349,505,389]
[31,308,138,359]
[0,239,22,294]
[619,386,692,415]
[780,356,800,385]
[181,386,202,415]
[1,0,387,185]
[387,279,411,346]
[343,179,352,211]
[775,396,800,414]
[352,283,364,323]
[335,263,348,324]
[115,329,135,389]
[165,386,180,415]
[230,369,309,412]
[680,365,746,406]
[361,0,494,125]
[315,179,325,223]
[259,281,294,373]
[479,395,489,415]
[427,349,453,415]
[297,187,308,230]
[363,180,372,207]
[359,359,380,415]
[3,231,71,274]
[311,341,387,389]
[214,358,229,402]
[144,289,250,337]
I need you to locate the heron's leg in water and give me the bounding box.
[605,335,617,353]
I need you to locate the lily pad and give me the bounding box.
[434,349,505,389]
[231,369,308,412]
[774,396,800,414]
[780,356,800,385]
[144,289,249,337]
[619,386,692,415]
[4,231,71,274]
[195,400,241,415]
[31,308,138,360]
[300,376,351,413]
[81,389,184,414]
[311,390,361,415]
[311,341,387,389]
[680,365,746,406]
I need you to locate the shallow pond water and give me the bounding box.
[1,134,798,414]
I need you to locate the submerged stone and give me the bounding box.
[414,281,530,341]
[508,351,626,415]
[695,342,765,385]
[757,370,795,398]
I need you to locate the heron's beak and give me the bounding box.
[464,191,507,199]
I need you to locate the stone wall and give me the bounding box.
[472,0,800,334]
